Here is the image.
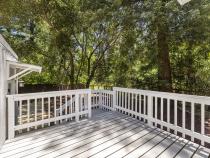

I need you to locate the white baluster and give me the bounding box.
[116,91,118,107]
[48,97,50,126]
[167,99,170,132]
[113,90,116,110]
[161,98,163,129]
[27,99,30,131]
[144,95,146,121]
[120,91,122,109]
[135,93,138,118]
[131,93,133,112]
[155,97,157,126]
[70,95,73,115]
[88,91,92,118]
[8,96,15,139]
[182,101,186,138]
[69,95,71,120]
[19,100,22,133]
[65,95,68,121]
[35,99,37,129]
[139,94,142,117]
[121,92,125,108]
[147,95,152,126]
[42,98,44,128]
[60,96,62,123]
[174,100,177,135]
[54,97,56,124]
[75,93,79,122]
[191,102,195,142]
[201,103,205,145]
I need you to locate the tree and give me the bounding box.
[1,0,210,95]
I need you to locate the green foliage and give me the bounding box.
[0,0,210,95]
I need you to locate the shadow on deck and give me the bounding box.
[0,109,209,158]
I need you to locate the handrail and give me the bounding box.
[7,87,210,148]
[114,87,210,103]
[112,87,210,147]
[7,89,90,100]
[7,89,91,139]
[91,90,115,111]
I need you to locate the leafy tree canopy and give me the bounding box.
[0,0,210,95]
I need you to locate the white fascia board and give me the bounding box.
[7,60,42,80]
[7,61,42,73]
[0,34,18,60]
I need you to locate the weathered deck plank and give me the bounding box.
[0,109,209,158]
[175,141,199,158]
[123,131,170,158]
[1,116,134,157]
[58,124,151,158]
[193,146,210,158]
[1,111,124,151]
[24,118,140,158]
[140,134,179,158]
[82,127,155,158]
[157,137,189,158]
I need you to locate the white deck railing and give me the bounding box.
[91,90,115,111]
[112,87,210,147]
[91,90,100,108]
[7,87,210,147]
[7,89,91,139]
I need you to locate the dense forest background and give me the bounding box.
[0,0,210,95]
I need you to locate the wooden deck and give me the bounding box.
[0,109,210,158]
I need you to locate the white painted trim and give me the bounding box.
[113,87,210,104]
[8,68,31,80]
[0,45,7,149]
[7,89,92,139]
[113,87,210,146]
[16,70,33,79]
[14,111,88,130]
[8,89,91,100]
[7,60,42,72]
[0,34,18,60]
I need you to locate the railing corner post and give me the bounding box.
[99,90,102,109]
[88,89,92,118]
[147,95,153,126]
[113,90,117,111]
[8,96,15,139]
[75,93,79,122]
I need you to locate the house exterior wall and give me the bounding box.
[0,44,7,149]
[0,35,40,149]
[0,35,17,149]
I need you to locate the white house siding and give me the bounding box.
[0,44,7,149]
[0,35,18,149]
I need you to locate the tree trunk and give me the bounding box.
[69,52,75,89]
[86,64,97,88]
[157,7,172,92]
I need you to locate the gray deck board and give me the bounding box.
[175,141,199,158]
[1,112,127,152]
[0,109,209,158]
[83,127,155,158]
[192,146,210,158]
[141,134,179,158]
[2,117,134,157]
[24,118,140,158]
[157,137,189,158]
[123,131,170,158]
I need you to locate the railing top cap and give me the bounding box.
[113,87,210,101]
[7,89,91,98]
